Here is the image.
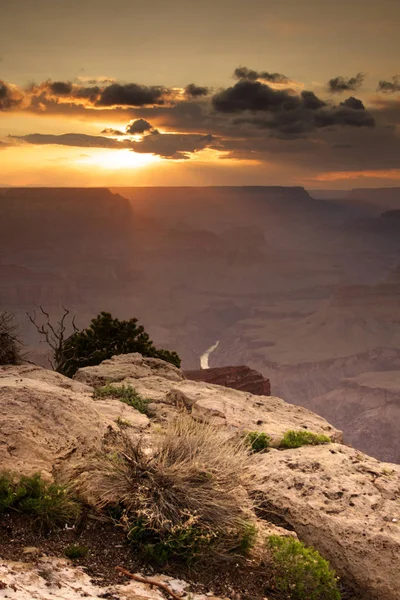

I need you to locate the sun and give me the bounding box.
[76,149,162,170]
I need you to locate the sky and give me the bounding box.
[0,0,400,188]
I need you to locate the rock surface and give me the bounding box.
[184,365,271,396]
[255,444,400,600]
[0,353,399,599]
[0,558,227,599]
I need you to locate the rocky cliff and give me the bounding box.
[184,365,271,395]
[0,354,399,600]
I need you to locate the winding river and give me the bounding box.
[200,340,220,369]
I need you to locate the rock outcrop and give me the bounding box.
[184,365,271,396]
[0,353,399,599]
[0,558,227,600]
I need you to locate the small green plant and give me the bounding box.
[64,544,89,560]
[279,430,331,449]
[94,384,152,415]
[267,535,341,600]
[0,472,81,530]
[244,431,271,453]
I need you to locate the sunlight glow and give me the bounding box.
[75,149,162,170]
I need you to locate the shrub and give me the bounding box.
[267,535,341,600]
[64,544,89,560]
[0,311,24,365]
[280,430,331,449]
[94,384,152,415]
[75,416,255,564]
[55,311,181,377]
[244,431,271,453]
[0,472,81,530]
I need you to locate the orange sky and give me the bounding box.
[1,0,400,188]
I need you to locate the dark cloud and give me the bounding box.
[0,80,22,110]
[340,96,365,110]
[212,79,300,113]
[301,90,327,110]
[11,130,214,160]
[131,131,214,159]
[97,83,170,107]
[234,66,290,84]
[315,105,375,128]
[377,75,400,93]
[49,81,73,95]
[126,118,154,134]
[101,128,125,136]
[12,133,129,149]
[184,83,209,98]
[327,73,365,93]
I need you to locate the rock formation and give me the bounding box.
[1,353,399,599]
[184,365,271,395]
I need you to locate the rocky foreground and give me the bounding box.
[0,354,399,599]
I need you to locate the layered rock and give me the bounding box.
[309,371,400,462]
[184,365,271,396]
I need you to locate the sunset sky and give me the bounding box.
[1,0,400,188]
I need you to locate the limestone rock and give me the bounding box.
[0,364,148,477]
[74,352,183,386]
[0,558,229,599]
[254,444,400,600]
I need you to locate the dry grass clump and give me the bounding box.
[76,416,256,562]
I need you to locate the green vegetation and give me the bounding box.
[76,416,255,565]
[94,383,152,415]
[64,544,89,560]
[57,311,181,377]
[280,430,331,449]
[244,431,271,453]
[0,311,24,365]
[267,535,341,600]
[0,473,80,530]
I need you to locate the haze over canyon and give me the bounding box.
[1,185,399,462]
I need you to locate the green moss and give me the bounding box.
[244,431,271,453]
[267,535,341,600]
[280,430,331,449]
[94,384,152,415]
[0,473,81,530]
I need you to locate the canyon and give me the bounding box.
[1,186,399,461]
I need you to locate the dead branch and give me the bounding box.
[115,566,183,600]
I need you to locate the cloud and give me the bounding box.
[377,75,400,93]
[126,118,154,134]
[12,133,130,149]
[131,131,214,159]
[184,83,210,98]
[327,73,365,93]
[96,83,170,107]
[234,66,290,84]
[212,79,300,113]
[101,128,125,136]
[49,81,73,95]
[339,96,365,110]
[0,80,23,110]
[212,80,374,136]
[11,130,214,160]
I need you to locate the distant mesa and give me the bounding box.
[184,365,271,396]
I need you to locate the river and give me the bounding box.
[200,340,220,369]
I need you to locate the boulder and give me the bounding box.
[254,444,400,600]
[0,364,148,477]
